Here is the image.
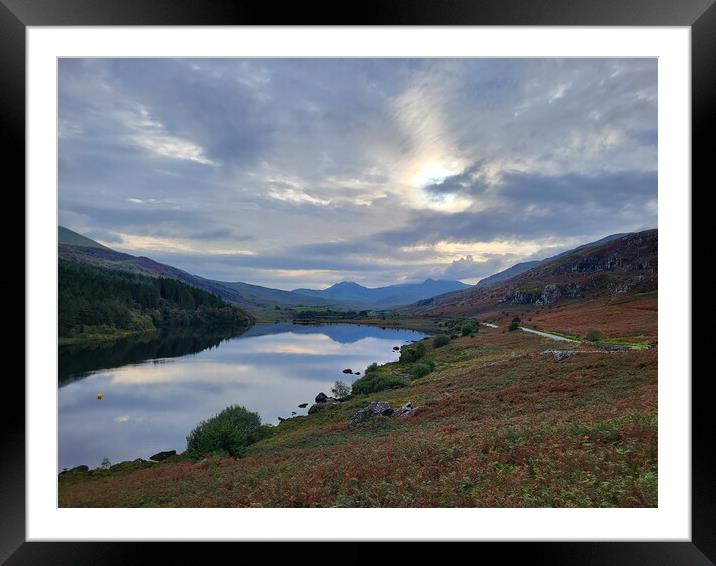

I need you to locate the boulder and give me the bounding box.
[149,450,176,462]
[315,392,328,403]
[392,346,400,351]
[394,402,416,417]
[350,401,393,427]
[342,368,353,374]
[543,350,577,361]
[354,372,361,375]
[298,403,308,408]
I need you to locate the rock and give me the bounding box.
[543,350,577,361]
[298,403,308,408]
[315,392,329,403]
[565,282,582,299]
[291,411,297,415]
[394,402,416,417]
[354,372,360,375]
[536,284,562,306]
[392,346,400,351]
[342,368,353,374]
[278,416,286,422]
[149,450,176,462]
[350,401,393,427]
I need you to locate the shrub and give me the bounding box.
[186,405,267,459]
[508,316,521,331]
[586,328,603,342]
[365,362,379,373]
[331,380,351,399]
[351,371,409,395]
[433,334,451,348]
[411,362,433,378]
[399,342,426,364]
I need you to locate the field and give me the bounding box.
[59,322,657,508]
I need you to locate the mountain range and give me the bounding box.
[58,227,470,312]
[292,279,471,309]
[59,226,657,321]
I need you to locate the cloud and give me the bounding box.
[58,58,657,289]
[380,169,657,247]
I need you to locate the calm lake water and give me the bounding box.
[58,323,426,471]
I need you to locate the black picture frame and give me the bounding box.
[7,1,704,562]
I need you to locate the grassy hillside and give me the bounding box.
[59,259,252,344]
[59,319,656,507]
[58,226,109,249]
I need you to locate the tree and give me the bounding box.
[586,328,603,342]
[331,380,351,399]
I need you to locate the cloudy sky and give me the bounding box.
[59,58,657,290]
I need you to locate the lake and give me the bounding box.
[58,323,427,471]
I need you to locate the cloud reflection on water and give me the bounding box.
[59,324,426,470]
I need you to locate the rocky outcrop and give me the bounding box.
[315,392,328,403]
[394,402,416,417]
[564,282,582,298]
[543,350,578,361]
[499,289,540,305]
[350,401,393,427]
[536,284,561,306]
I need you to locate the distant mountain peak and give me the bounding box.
[331,281,364,289]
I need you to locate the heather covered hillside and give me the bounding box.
[59,323,657,508]
[404,230,658,343]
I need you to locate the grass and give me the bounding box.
[59,320,657,508]
[58,327,154,346]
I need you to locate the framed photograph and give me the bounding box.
[10,0,705,562]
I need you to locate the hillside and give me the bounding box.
[58,227,346,314]
[404,230,657,342]
[293,278,471,309]
[59,226,110,249]
[59,323,657,507]
[59,259,252,344]
[217,280,349,310]
[475,261,541,289]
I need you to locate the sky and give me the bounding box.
[58,58,657,290]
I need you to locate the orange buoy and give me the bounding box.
[97,392,103,400]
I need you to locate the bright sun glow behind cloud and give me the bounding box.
[413,163,459,188]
